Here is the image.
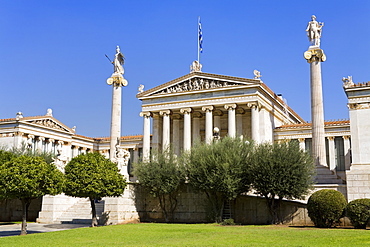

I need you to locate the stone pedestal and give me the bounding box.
[103,184,139,225]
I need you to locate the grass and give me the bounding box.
[1,223,370,246]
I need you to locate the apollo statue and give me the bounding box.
[306,15,324,47]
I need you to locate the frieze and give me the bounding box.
[29,119,68,132]
[154,77,239,95]
[348,103,370,110]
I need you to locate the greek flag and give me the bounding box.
[198,18,203,53]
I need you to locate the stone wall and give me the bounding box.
[134,184,312,225]
[0,198,42,221]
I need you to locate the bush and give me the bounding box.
[307,189,347,228]
[220,218,235,226]
[346,198,370,229]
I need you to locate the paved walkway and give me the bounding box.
[0,223,89,237]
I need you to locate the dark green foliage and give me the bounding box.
[134,148,185,222]
[64,152,126,226]
[250,141,315,224]
[185,137,253,222]
[346,198,370,229]
[0,155,64,234]
[0,150,16,166]
[307,189,347,228]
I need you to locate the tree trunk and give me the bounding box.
[266,196,282,224]
[90,197,98,227]
[20,198,31,235]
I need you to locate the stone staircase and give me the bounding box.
[55,198,105,224]
[314,165,345,184]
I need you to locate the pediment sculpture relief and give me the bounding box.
[29,119,68,132]
[155,77,239,95]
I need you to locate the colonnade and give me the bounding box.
[140,103,261,161]
[298,135,351,171]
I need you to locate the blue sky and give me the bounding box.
[1,1,369,137]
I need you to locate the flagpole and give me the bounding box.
[197,16,200,63]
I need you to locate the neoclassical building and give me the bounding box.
[1,65,369,223]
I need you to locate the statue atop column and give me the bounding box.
[106,46,128,87]
[306,15,324,48]
[113,46,125,75]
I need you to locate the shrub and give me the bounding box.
[307,189,347,228]
[346,198,370,229]
[220,218,235,226]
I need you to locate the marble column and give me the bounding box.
[343,135,351,170]
[160,110,171,150]
[224,104,237,138]
[248,103,259,143]
[327,136,336,171]
[151,113,161,150]
[192,112,202,144]
[305,48,327,167]
[202,106,214,144]
[298,138,306,151]
[140,111,151,162]
[109,83,122,160]
[48,139,55,153]
[37,137,45,151]
[180,108,192,151]
[236,108,245,137]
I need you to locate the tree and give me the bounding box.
[64,152,126,227]
[185,137,253,222]
[250,141,315,224]
[133,148,185,222]
[0,155,64,235]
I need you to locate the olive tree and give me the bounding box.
[250,141,315,224]
[0,155,64,235]
[134,148,185,222]
[64,152,126,227]
[185,137,253,222]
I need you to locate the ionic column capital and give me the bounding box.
[159,110,171,116]
[224,103,237,110]
[27,134,35,139]
[304,49,326,63]
[327,136,335,141]
[38,136,45,141]
[180,108,192,114]
[57,140,64,145]
[343,135,351,140]
[298,138,305,143]
[202,106,214,112]
[48,138,55,143]
[139,111,151,118]
[247,102,260,110]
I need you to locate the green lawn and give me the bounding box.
[1,223,369,246]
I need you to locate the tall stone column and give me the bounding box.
[304,48,327,167]
[248,103,259,143]
[106,46,128,161]
[160,110,171,150]
[180,108,192,151]
[202,106,214,144]
[140,111,151,162]
[224,104,237,138]
[327,136,336,171]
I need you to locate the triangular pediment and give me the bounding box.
[21,116,73,133]
[137,72,261,98]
